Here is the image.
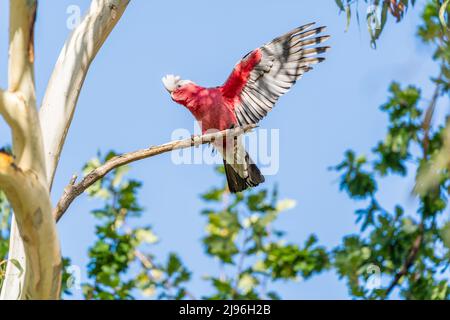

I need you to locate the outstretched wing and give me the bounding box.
[221,23,330,126]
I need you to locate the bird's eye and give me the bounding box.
[177,84,182,88]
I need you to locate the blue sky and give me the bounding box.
[0,0,442,299]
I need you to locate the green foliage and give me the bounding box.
[333,151,377,199]
[200,169,329,300]
[418,1,450,91]
[135,253,193,300]
[331,1,450,300]
[332,85,449,298]
[80,152,191,300]
[63,159,328,300]
[263,236,329,280]
[1,147,320,300]
[82,155,143,299]
[414,1,450,193]
[335,0,416,46]
[374,83,422,176]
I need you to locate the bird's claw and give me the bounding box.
[191,134,201,148]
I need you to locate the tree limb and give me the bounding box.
[39,0,131,189]
[54,125,256,222]
[0,0,61,300]
[1,0,131,300]
[0,89,23,123]
[0,153,61,299]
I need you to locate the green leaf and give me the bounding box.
[345,5,352,32]
[335,0,345,12]
[167,254,182,276]
[201,188,225,202]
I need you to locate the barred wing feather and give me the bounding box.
[223,23,330,126]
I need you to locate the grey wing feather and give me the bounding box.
[234,23,330,126]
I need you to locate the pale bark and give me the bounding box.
[0,0,61,299]
[40,0,131,188]
[0,158,60,299]
[1,0,130,300]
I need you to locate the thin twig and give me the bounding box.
[384,223,424,298]
[422,73,442,158]
[54,125,256,222]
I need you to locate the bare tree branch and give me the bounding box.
[54,125,256,222]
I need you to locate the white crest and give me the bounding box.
[162,74,181,93]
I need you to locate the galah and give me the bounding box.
[163,23,330,193]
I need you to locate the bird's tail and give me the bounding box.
[224,153,265,193]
